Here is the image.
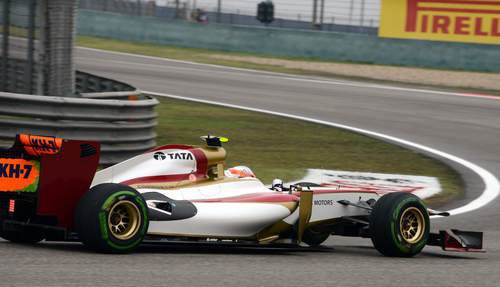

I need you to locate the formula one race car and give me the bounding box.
[0,134,484,256]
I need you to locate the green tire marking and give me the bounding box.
[98,190,148,251]
[101,191,136,210]
[390,197,418,253]
[389,197,428,254]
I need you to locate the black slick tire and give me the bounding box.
[74,183,149,253]
[370,192,430,257]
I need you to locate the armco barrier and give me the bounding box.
[0,89,158,165]
[76,9,500,72]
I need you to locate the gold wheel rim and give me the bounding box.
[107,200,141,240]
[399,207,425,244]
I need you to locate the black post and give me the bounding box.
[312,0,318,27]
[320,0,325,29]
[175,0,180,19]
[348,0,353,25]
[217,0,222,23]
[25,0,37,94]
[1,0,10,91]
[360,0,365,26]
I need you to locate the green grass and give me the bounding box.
[76,35,500,96]
[1,25,39,38]
[156,97,462,207]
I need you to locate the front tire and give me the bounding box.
[75,183,149,253]
[370,192,429,257]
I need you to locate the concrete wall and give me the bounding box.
[77,10,500,73]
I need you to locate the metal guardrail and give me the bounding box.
[1,1,159,165]
[0,81,159,165]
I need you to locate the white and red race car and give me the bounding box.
[0,134,483,256]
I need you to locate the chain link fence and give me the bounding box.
[79,0,378,34]
[0,0,40,94]
[1,0,77,97]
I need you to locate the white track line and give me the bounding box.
[145,90,500,216]
[79,46,500,101]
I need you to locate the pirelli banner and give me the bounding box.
[379,0,500,45]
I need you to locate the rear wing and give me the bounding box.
[0,134,100,229]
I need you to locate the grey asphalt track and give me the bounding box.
[1,47,499,287]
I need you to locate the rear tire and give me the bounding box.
[370,192,429,257]
[75,183,149,253]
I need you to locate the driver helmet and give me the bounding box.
[272,178,284,190]
[225,166,256,178]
